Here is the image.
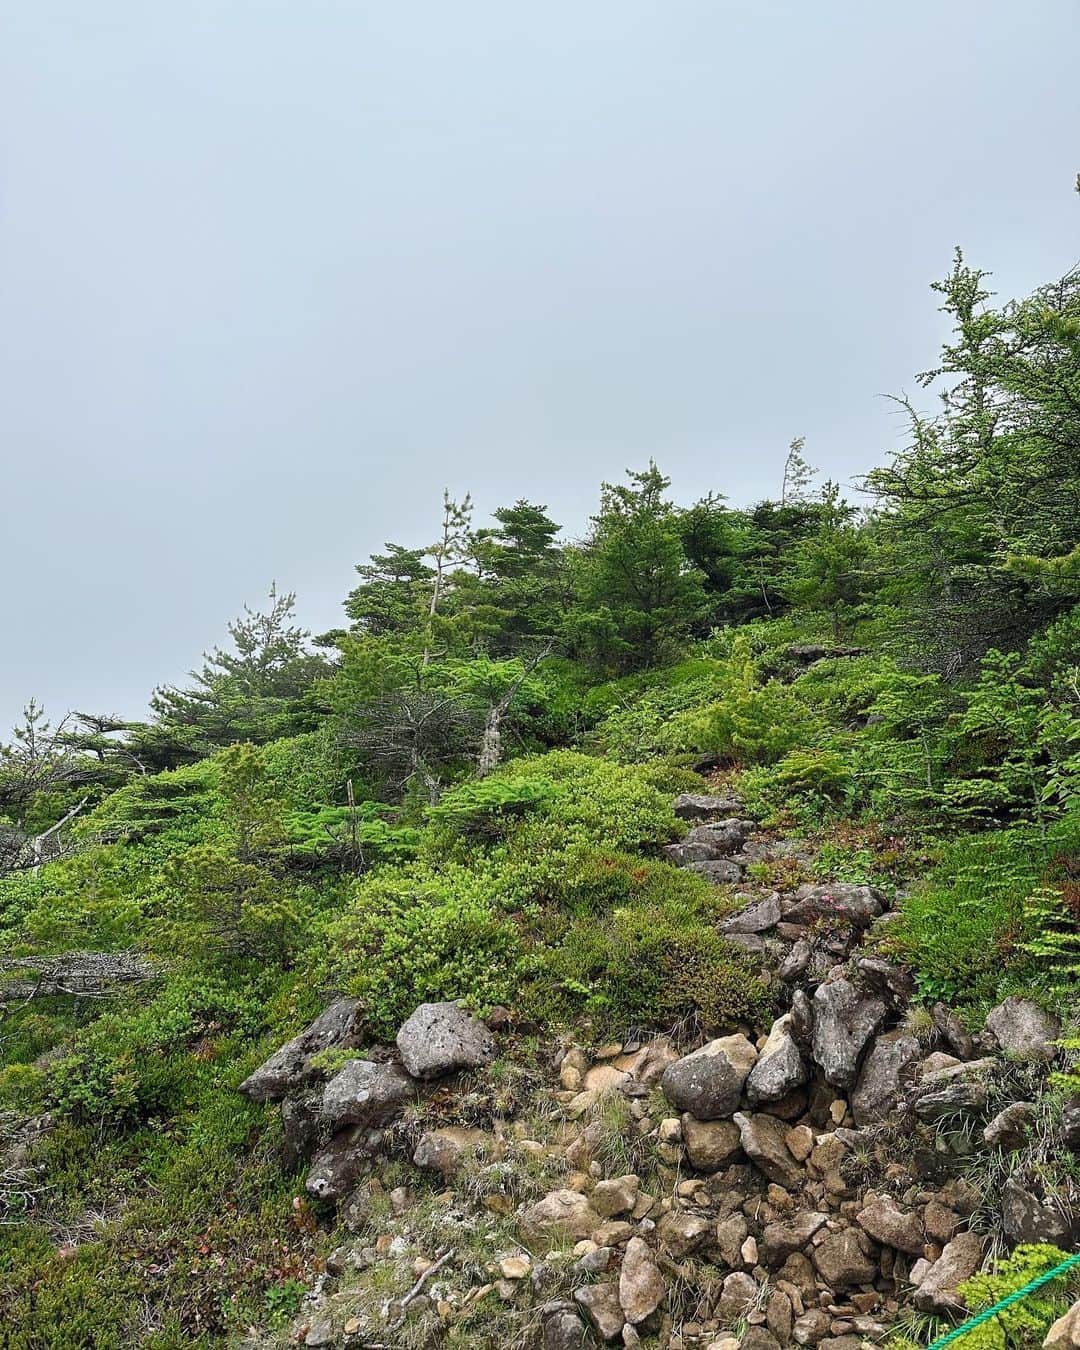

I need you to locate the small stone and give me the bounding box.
[683,1116,742,1172]
[658,1210,712,1258]
[786,1125,814,1162]
[520,1190,602,1243]
[593,1176,641,1218]
[500,1255,531,1279]
[855,1196,924,1254]
[619,1236,666,1325]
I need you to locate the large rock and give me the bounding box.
[983,1102,1036,1150]
[674,792,743,820]
[305,1124,381,1202]
[854,956,916,1001]
[686,820,749,852]
[238,998,362,1101]
[761,1211,829,1263]
[661,1035,758,1120]
[913,1232,984,1313]
[682,1115,742,1171]
[855,1195,924,1254]
[542,1304,587,1350]
[281,1089,322,1164]
[396,1001,496,1080]
[811,980,887,1089]
[320,1059,414,1130]
[619,1236,665,1324]
[1044,1302,1080,1350]
[657,1210,712,1257]
[717,1271,760,1326]
[851,1033,920,1125]
[913,1060,993,1122]
[811,1230,877,1288]
[688,859,744,885]
[664,841,725,864]
[1062,1098,1080,1151]
[746,1015,807,1106]
[573,1283,625,1342]
[984,997,1060,1061]
[784,884,883,929]
[1001,1176,1076,1246]
[412,1126,490,1176]
[932,1003,976,1059]
[733,1111,803,1188]
[520,1190,602,1244]
[723,892,782,934]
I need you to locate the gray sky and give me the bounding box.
[2,1,1078,732]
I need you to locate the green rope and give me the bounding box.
[925,1251,1080,1350]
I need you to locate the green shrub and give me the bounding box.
[667,640,817,766]
[536,898,773,1034]
[426,775,554,833]
[957,1244,1079,1350]
[891,817,1080,1007]
[317,867,524,1036]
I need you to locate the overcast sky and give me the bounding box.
[1,1,1078,731]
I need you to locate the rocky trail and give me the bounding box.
[242,793,1079,1349]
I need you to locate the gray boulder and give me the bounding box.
[686,820,749,853]
[673,792,743,820]
[320,1059,414,1130]
[733,1111,803,1188]
[723,892,782,934]
[688,859,744,885]
[784,883,883,929]
[746,1015,807,1105]
[851,1032,920,1125]
[1001,1176,1076,1246]
[779,939,813,982]
[663,841,723,864]
[854,956,916,1001]
[811,979,888,1089]
[305,1124,382,1202]
[661,1034,758,1119]
[238,998,362,1102]
[932,1003,976,1059]
[913,1232,984,1314]
[983,1102,1036,1150]
[396,1001,496,1080]
[542,1304,587,1350]
[281,1089,322,1164]
[984,997,1060,1061]
[913,1058,994,1122]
